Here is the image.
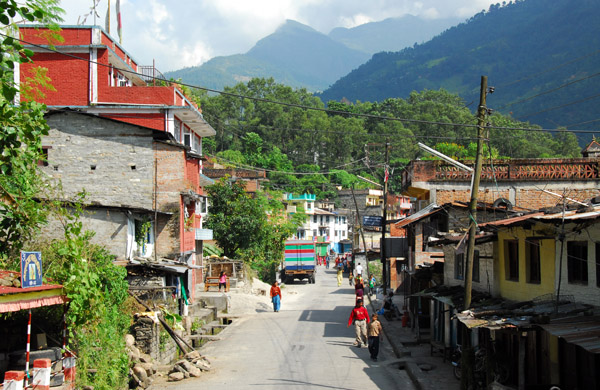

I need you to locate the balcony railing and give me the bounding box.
[138,65,167,85]
[409,159,600,183]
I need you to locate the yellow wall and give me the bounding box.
[497,225,555,301]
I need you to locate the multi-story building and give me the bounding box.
[17,25,216,302]
[285,194,349,254]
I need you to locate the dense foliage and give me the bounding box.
[319,0,600,142]
[0,3,130,389]
[40,201,130,390]
[0,0,63,258]
[205,180,305,282]
[196,78,580,199]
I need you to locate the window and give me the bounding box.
[455,253,464,280]
[567,241,588,285]
[504,240,519,281]
[326,216,330,223]
[183,129,191,147]
[306,202,312,210]
[38,146,50,167]
[526,239,541,283]
[193,135,201,154]
[596,243,600,288]
[313,215,317,223]
[174,119,182,142]
[312,230,317,237]
[335,230,338,237]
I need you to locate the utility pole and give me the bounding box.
[464,76,488,309]
[381,140,390,294]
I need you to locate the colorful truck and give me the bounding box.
[281,240,316,284]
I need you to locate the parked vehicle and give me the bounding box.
[281,240,316,284]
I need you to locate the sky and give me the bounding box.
[57,0,500,72]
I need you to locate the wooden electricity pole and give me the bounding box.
[381,140,390,294]
[464,76,488,309]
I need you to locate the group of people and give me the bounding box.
[347,298,382,361]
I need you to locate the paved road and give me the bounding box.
[154,266,414,390]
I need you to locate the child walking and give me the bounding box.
[367,314,383,361]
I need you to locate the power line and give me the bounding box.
[496,71,600,110]
[517,93,600,120]
[8,32,599,135]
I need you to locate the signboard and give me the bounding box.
[195,228,213,240]
[363,215,383,227]
[20,251,42,288]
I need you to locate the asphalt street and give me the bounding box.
[154,266,414,389]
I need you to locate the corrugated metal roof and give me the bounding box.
[394,203,440,228]
[479,212,545,228]
[538,316,600,353]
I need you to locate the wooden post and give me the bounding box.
[464,75,488,309]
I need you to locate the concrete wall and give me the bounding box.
[443,242,497,296]
[556,222,600,306]
[497,226,556,302]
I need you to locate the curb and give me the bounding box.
[368,294,426,390]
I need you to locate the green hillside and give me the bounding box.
[319,0,600,140]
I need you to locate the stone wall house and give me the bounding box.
[40,110,208,301]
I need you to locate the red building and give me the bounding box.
[17,25,215,302]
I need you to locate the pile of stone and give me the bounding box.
[126,334,158,389]
[167,350,212,382]
[0,272,21,287]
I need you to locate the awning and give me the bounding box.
[0,271,66,313]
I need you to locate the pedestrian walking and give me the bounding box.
[368,274,376,296]
[325,255,330,269]
[347,299,370,347]
[336,262,343,286]
[355,262,363,277]
[218,271,228,292]
[367,313,383,361]
[270,281,281,312]
[349,271,354,286]
[355,275,364,299]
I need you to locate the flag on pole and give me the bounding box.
[105,0,110,34]
[384,166,389,183]
[116,0,122,44]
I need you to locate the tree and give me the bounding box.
[0,1,63,259]
[205,180,304,281]
[205,180,266,258]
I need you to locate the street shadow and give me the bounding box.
[329,288,355,294]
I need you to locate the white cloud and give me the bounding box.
[56,0,501,71]
[339,13,374,29]
[421,7,441,20]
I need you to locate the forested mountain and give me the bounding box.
[319,0,600,141]
[166,20,370,92]
[165,16,459,93]
[328,15,461,55]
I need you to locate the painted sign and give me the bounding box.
[363,215,383,227]
[20,251,42,288]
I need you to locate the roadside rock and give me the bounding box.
[168,372,184,382]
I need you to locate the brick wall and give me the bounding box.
[21,27,92,46]
[100,113,165,132]
[22,52,90,106]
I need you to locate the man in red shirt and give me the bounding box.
[347,299,370,347]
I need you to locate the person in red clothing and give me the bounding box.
[347,299,370,347]
[270,281,282,312]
